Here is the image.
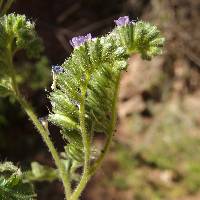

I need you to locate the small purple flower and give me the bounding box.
[70,33,92,48]
[52,65,64,74]
[114,16,130,26]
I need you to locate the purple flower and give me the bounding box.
[114,16,130,26]
[70,33,92,48]
[52,65,64,74]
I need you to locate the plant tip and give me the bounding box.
[114,16,130,26]
[70,33,92,48]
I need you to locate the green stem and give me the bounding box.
[70,72,121,200]
[70,75,91,200]
[90,73,121,175]
[18,98,72,199]
[7,49,72,199]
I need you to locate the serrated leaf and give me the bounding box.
[0,162,36,200]
[49,20,164,164]
[0,13,43,64]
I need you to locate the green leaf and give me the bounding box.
[0,162,36,200]
[112,21,165,60]
[0,76,13,97]
[49,20,164,163]
[25,162,59,182]
[0,13,43,59]
[0,13,44,97]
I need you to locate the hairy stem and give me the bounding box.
[18,98,72,199]
[7,49,72,199]
[70,72,121,200]
[90,73,121,175]
[70,74,91,200]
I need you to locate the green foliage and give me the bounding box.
[25,162,59,182]
[0,13,164,199]
[112,21,165,60]
[0,13,43,96]
[0,12,52,198]
[0,13,47,126]
[0,162,36,200]
[0,14,49,155]
[0,13,43,59]
[0,76,13,97]
[49,21,164,165]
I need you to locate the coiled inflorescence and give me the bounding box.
[49,16,165,164]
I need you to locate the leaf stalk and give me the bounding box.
[7,48,72,200]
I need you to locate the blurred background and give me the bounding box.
[1,0,200,199]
